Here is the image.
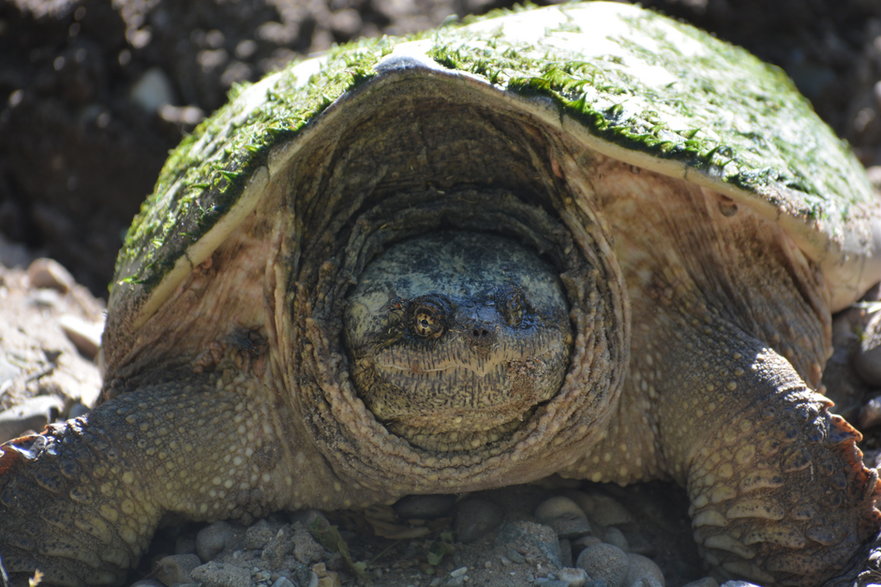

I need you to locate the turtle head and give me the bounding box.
[345,231,572,451]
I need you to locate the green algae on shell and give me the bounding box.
[109,1,881,332]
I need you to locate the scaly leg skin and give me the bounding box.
[0,372,290,586]
[658,322,881,585]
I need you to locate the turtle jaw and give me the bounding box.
[352,338,570,451]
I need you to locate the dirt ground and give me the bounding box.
[3,0,881,585]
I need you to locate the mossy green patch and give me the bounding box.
[113,1,873,302]
[427,2,872,224]
[114,38,391,293]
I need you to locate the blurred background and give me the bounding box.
[1,0,880,296]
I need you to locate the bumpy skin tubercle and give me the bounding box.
[0,372,296,586]
[657,324,881,584]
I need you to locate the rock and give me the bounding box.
[856,325,881,387]
[683,578,720,587]
[572,492,633,527]
[454,496,505,543]
[0,395,64,442]
[535,496,592,538]
[261,525,296,569]
[556,566,589,586]
[190,561,252,587]
[495,520,562,568]
[243,519,276,549]
[196,521,237,561]
[154,553,201,585]
[624,553,665,586]
[26,258,75,293]
[576,543,630,587]
[603,527,630,552]
[58,314,102,360]
[130,67,176,113]
[292,522,325,564]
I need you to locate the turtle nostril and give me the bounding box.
[472,328,490,338]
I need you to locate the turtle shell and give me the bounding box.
[108,1,881,348]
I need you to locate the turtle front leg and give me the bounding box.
[0,373,293,586]
[657,324,881,585]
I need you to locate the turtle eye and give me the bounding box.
[409,297,446,339]
[501,289,526,327]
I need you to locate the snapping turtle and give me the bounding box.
[2,2,881,585]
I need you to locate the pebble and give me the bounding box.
[602,527,630,552]
[455,496,505,543]
[536,496,587,521]
[624,553,665,586]
[0,395,64,442]
[557,566,589,586]
[271,578,297,587]
[535,496,592,538]
[190,561,252,587]
[495,521,562,568]
[576,543,630,587]
[243,519,276,549]
[58,314,102,359]
[572,492,633,527]
[26,258,74,292]
[68,402,91,419]
[196,521,237,561]
[130,67,175,113]
[129,581,165,587]
[154,553,201,585]
[856,341,881,387]
[292,522,325,564]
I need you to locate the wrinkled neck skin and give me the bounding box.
[345,231,573,451]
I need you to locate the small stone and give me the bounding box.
[624,553,664,586]
[0,395,64,442]
[271,578,297,587]
[683,578,719,587]
[557,566,589,586]
[68,402,91,419]
[455,496,505,543]
[292,522,325,564]
[856,345,881,388]
[576,543,629,587]
[572,492,632,527]
[244,519,276,549]
[196,521,236,561]
[130,67,175,113]
[536,496,587,522]
[129,581,165,587]
[719,582,762,587]
[27,258,74,292]
[535,496,592,538]
[603,527,629,552]
[262,526,295,569]
[190,561,252,587]
[154,553,201,585]
[58,314,102,360]
[495,521,561,568]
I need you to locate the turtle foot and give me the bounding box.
[687,390,880,586]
